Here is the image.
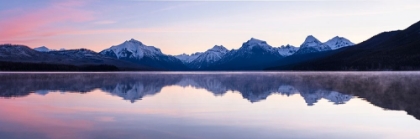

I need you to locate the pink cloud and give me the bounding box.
[0,0,94,44]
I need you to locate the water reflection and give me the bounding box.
[1,72,420,120]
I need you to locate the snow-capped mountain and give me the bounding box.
[324,36,354,50]
[240,38,274,50]
[294,35,331,55]
[175,52,203,64]
[276,44,298,57]
[205,38,284,70]
[100,39,164,59]
[193,45,229,63]
[34,46,50,52]
[100,39,187,70]
[188,45,229,68]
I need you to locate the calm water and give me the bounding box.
[0,72,420,139]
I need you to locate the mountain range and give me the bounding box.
[0,34,352,71]
[1,20,419,71]
[267,20,420,71]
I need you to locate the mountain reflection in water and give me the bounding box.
[1,72,420,120]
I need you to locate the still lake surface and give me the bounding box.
[0,72,420,139]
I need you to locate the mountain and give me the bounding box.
[0,44,45,60]
[188,45,229,69]
[48,49,129,66]
[50,48,101,58]
[265,36,354,70]
[100,39,164,59]
[179,36,351,70]
[46,48,154,70]
[0,44,152,71]
[34,46,67,52]
[204,38,284,70]
[100,39,187,70]
[276,44,298,56]
[269,20,420,71]
[34,46,50,52]
[175,52,202,64]
[294,35,331,55]
[324,36,354,50]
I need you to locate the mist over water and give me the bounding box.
[0,72,420,139]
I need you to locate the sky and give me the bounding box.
[0,0,419,55]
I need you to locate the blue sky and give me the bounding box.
[0,0,419,55]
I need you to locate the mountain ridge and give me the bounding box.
[100,39,187,70]
[6,18,420,71]
[0,35,356,71]
[267,20,420,71]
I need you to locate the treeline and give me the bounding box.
[0,61,120,71]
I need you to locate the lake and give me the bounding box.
[0,72,419,139]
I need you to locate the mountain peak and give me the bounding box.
[240,37,272,50]
[300,35,324,48]
[174,46,229,64]
[126,38,144,45]
[246,38,266,44]
[187,45,231,67]
[100,39,163,59]
[34,46,50,52]
[330,36,347,41]
[209,45,228,52]
[295,35,331,54]
[304,35,319,43]
[324,36,354,50]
